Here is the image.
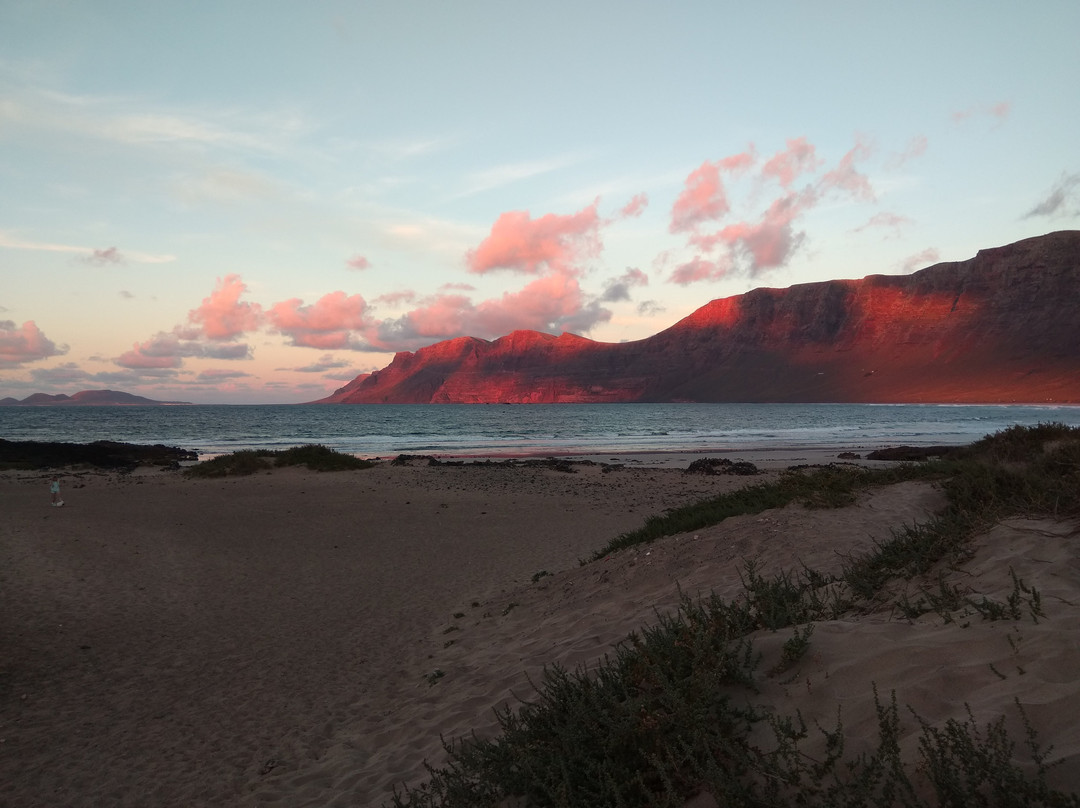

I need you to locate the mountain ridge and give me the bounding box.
[0,390,191,406]
[316,231,1080,405]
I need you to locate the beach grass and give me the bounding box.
[590,462,943,561]
[183,444,375,477]
[389,423,1080,807]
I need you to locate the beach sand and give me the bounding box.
[2,450,1078,806]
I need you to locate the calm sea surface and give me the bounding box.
[3,403,1080,460]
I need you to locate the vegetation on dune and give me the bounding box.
[388,424,1080,808]
[183,444,375,477]
[590,462,944,561]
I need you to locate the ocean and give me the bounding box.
[3,402,1080,460]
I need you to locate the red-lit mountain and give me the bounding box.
[316,231,1080,405]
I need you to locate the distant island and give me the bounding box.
[315,231,1080,405]
[0,390,192,407]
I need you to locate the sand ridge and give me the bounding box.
[2,458,1078,806]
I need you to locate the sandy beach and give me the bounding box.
[2,449,1078,806]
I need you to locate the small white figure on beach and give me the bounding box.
[50,476,64,507]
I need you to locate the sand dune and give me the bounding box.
[2,456,1077,806]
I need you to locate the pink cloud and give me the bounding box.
[267,291,373,349]
[187,274,263,340]
[0,320,67,367]
[670,257,729,286]
[669,150,755,234]
[381,293,473,342]
[619,193,648,218]
[721,192,810,273]
[114,331,251,369]
[819,138,875,201]
[376,273,610,347]
[665,137,884,283]
[346,254,371,270]
[473,272,608,336]
[466,201,602,275]
[762,137,823,187]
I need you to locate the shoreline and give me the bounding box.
[419,444,926,470]
[6,401,1079,466]
[3,436,954,472]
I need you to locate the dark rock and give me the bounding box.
[865,445,962,461]
[0,439,197,470]
[685,457,759,475]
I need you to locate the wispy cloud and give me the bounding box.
[951,101,1011,126]
[1024,172,1080,219]
[282,354,353,373]
[82,247,124,266]
[0,68,308,160]
[0,231,176,264]
[852,212,913,237]
[899,248,940,274]
[195,369,254,382]
[173,167,283,205]
[454,153,583,198]
[886,135,928,169]
[361,134,458,161]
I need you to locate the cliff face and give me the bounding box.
[317,231,1080,404]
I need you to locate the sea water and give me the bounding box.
[3,403,1080,460]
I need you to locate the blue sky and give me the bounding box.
[2,0,1078,403]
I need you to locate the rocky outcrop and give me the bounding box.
[317,231,1080,404]
[0,439,197,469]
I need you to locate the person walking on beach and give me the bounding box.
[50,476,64,507]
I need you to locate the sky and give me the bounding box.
[1,1,1078,404]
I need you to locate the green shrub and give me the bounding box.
[591,463,940,560]
[184,444,374,477]
[387,425,1080,807]
[183,449,273,478]
[273,444,375,471]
